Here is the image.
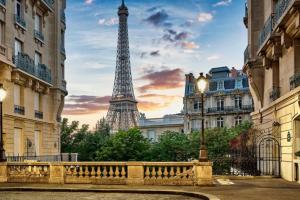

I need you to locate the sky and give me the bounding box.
[62,0,247,128]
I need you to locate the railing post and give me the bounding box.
[49,163,64,184]
[192,160,213,186]
[0,162,7,183]
[126,162,144,185]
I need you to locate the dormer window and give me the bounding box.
[217,81,224,90]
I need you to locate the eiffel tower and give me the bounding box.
[106,0,139,132]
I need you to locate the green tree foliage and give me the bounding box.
[95,128,151,161]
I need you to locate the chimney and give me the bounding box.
[231,67,238,78]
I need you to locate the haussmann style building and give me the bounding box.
[0,0,67,158]
[243,0,300,182]
[183,67,254,133]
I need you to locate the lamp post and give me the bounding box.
[0,83,7,162]
[196,73,208,162]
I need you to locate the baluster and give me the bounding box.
[115,166,120,178]
[91,166,96,177]
[145,166,150,179]
[103,166,107,178]
[96,166,101,178]
[169,167,175,179]
[84,166,89,177]
[182,166,187,179]
[157,167,162,179]
[79,166,83,177]
[176,166,181,179]
[109,166,114,178]
[163,167,169,179]
[121,166,126,178]
[151,167,156,179]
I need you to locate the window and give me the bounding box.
[61,29,65,48]
[14,128,22,156]
[15,0,22,18]
[217,98,224,111]
[34,130,40,156]
[217,81,224,90]
[194,100,201,111]
[235,79,243,89]
[235,96,242,109]
[34,92,40,111]
[147,130,156,141]
[235,116,242,126]
[61,64,65,80]
[34,52,41,66]
[14,84,21,106]
[14,39,22,56]
[0,21,4,45]
[217,117,224,128]
[35,14,42,32]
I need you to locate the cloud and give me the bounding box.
[138,68,184,93]
[198,12,213,23]
[213,0,232,7]
[181,41,199,49]
[137,94,182,111]
[63,95,111,115]
[144,10,170,27]
[207,55,221,61]
[181,20,195,27]
[149,50,160,57]
[174,32,189,40]
[98,18,119,26]
[84,0,93,5]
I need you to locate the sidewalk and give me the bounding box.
[0,178,299,200]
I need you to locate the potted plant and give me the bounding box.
[295,151,300,158]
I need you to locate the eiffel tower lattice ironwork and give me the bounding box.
[106,0,139,132]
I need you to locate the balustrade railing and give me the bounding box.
[207,105,253,113]
[0,0,5,6]
[290,73,300,90]
[7,154,78,162]
[64,163,127,184]
[7,163,49,183]
[41,0,54,10]
[269,87,280,101]
[258,15,274,50]
[274,0,292,24]
[13,53,52,84]
[144,162,194,185]
[34,30,44,42]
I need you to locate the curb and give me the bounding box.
[0,187,220,200]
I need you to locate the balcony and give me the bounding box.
[14,14,26,30]
[35,110,43,119]
[206,105,254,114]
[243,2,248,28]
[269,87,280,102]
[0,0,6,7]
[60,45,65,55]
[13,53,52,84]
[40,0,54,11]
[34,30,44,42]
[14,105,25,115]
[61,10,66,24]
[244,45,249,64]
[290,74,300,90]
[258,15,274,51]
[274,0,295,25]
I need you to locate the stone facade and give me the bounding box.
[243,0,300,182]
[184,67,253,133]
[0,0,67,157]
[139,114,184,141]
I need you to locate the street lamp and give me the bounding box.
[0,83,7,162]
[196,73,208,162]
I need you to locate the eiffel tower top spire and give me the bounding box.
[118,0,128,16]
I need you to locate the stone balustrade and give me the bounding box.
[0,161,212,186]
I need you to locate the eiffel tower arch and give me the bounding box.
[106,0,140,132]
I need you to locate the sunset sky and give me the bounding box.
[62,0,247,128]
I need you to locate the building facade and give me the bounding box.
[0,0,67,157]
[139,114,184,142]
[243,0,300,182]
[184,67,253,133]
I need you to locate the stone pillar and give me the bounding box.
[0,163,7,183]
[49,163,64,184]
[126,162,144,185]
[193,161,213,186]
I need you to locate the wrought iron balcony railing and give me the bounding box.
[290,73,300,90]
[34,30,44,42]
[14,14,26,29]
[0,0,6,7]
[13,53,52,84]
[14,105,25,115]
[244,45,249,64]
[61,45,65,54]
[269,87,280,101]
[207,105,254,113]
[243,2,248,28]
[274,0,293,25]
[61,10,66,23]
[258,15,274,50]
[41,0,54,10]
[35,110,43,119]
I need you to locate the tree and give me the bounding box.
[60,118,79,153]
[95,128,151,161]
